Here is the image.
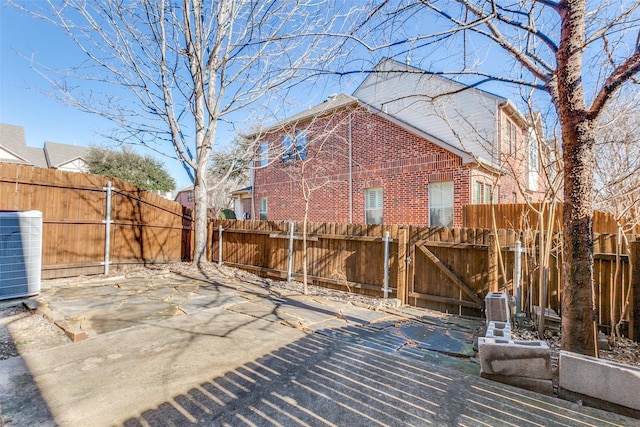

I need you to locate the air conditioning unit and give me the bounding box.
[0,211,42,300]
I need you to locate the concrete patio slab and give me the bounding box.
[1,268,635,426]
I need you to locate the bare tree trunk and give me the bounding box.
[555,0,597,356]
[559,118,597,355]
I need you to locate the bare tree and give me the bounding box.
[207,134,255,215]
[346,0,640,355]
[259,101,355,294]
[21,0,351,266]
[593,91,640,337]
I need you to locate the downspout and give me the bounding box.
[349,114,353,223]
[250,167,255,220]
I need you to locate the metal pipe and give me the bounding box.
[348,116,353,223]
[383,231,390,299]
[218,225,223,265]
[287,221,294,282]
[514,240,522,318]
[103,181,112,275]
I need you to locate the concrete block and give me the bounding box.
[486,321,512,340]
[559,351,640,413]
[485,292,510,323]
[485,328,511,340]
[481,372,554,396]
[478,337,552,379]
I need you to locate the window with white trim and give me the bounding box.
[474,181,494,204]
[259,141,269,167]
[259,198,268,220]
[282,130,308,162]
[505,120,517,155]
[429,181,454,227]
[365,187,383,224]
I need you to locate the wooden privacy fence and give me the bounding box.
[0,163,192,278]
[211,219,640,341]
[463,203,640,234]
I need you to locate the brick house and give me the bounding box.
[244,59,545,227]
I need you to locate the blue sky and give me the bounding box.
[0,1,577,192]
[1,4,195,190]
[0,2,366,191]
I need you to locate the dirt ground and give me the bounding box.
[0,304,71,360]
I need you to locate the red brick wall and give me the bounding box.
[496,107,547,204]
[253,106,475,226]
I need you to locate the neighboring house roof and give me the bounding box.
[231,186,252,196]
[259,92,475,164]
[353,58,509,167]
[260,94,360,134]
[257,59,523,169]
[44,141,90,169]
[0,123,89,170]
[0,123,48,168]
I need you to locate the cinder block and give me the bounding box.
[481,372,554,396]
[485,327,511,340]
[559,351,640,412]
[478,337,551,379]
[485,292,510,324]
[486,321,512,340]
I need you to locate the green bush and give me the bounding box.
[218,209,236,219]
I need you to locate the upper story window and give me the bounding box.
[365,187,383,224]
[505,120,517,155]
[282,130,308,162]
[259,141,269,167]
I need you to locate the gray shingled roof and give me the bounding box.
[0,123,92,169]
[44,141,90,168]
[0,123,48,167]
[260,94,359,134]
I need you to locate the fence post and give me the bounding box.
[102,181,113,275]
[631,240,640,342]
[396,227,408,304]
[513,240,523,318]
[488,232,498,292]
[287,221,294,282]
[218,225,223,265]
[383,231,391,299]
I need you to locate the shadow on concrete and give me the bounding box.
[0,320,54,425]
[120,330,634,427]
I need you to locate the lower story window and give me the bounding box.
[365,187,383,224]
[259,197,268,220]
[474,181,493,204]
[429,181,454,227]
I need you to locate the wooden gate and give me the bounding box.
[408,237,488,317]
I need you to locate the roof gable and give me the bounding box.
[353,58,505,164]
[44,141,91,168]
[0,123,48,167]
